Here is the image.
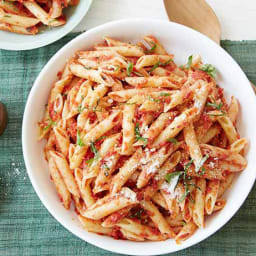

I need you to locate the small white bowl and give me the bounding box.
[0,0,92,51]
[22,19,256,255]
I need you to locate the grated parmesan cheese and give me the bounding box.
[146,160,160,175]
[120,188,137,202]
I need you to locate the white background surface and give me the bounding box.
[75,0,256,40]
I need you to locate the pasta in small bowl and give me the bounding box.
[22,19,256,255]
[0,0,92,50]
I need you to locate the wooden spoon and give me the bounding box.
[0,102,8,135]
[164,0,256,92]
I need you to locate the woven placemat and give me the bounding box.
[0,34,255,256]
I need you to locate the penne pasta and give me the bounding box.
[38,36,248,243]
[125,76,183,89]
[205,180,220,215]
[83,188,138,220]
[175,221,197,244]
[193,178,206,228]
[48,157,71,209]
[141,200,176,238]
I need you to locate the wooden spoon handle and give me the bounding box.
[0,102,8,135]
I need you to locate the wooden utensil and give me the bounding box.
[163,0,256,92]
[0,102,8,135]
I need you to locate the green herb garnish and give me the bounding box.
[161,58,173,66]
[135,123,148,146]
[148,58,172,73]
[94,135,107,143]
[179,159,194,203]
[206,97,226,116]
[207,113,225,117]
[164,160,197,203]
[186,55,193,68]
[160,92,171,96]
[148,96,161,103]
[77,130,85,146]
[180,55,193,70]
[206,98,223,111]
[90,141,98,155]
[167,138,178,144]
[148,60,160,73]
[181,221,187,226]
[86,136,107,164]
[43,117,56,131]
[130,208,144,219]
[165,171,183,184]
[147,42,156,53]
[85,158,94,165]
[199,167,206,176]
[199,64,217,78]
[77,104,83,113]
[127,62,133,76]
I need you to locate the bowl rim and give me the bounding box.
[0,0,92,51]
[22,18,256,255]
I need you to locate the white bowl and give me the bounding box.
[22,19,256,255]
[0,0,92,51]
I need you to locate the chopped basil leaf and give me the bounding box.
[84,66,91,70]
[130,208,144,219]
[85,158,94,165]
[148,60,160,73]
[90,141,98,155]
[77,104,82,113]
[148,96,161,102]
[127,62,133,76]
[148,58,173,73]
[161,58,173,66]
[104,170,109,177]
[206,98,223,111]
[179,189,190,203]
[94,135,107,143]
[77,130,85,146]
[167,138,178,144]
[147,42,156,53]
[199,64,217,78]
[207,113,225,117]
[165,171,183,183]
[43,117,56,131]
[135,123,148,146]
[199,167,206,176]
[160,92,171,96]
[187,183,201,191]
[186,55,193,69]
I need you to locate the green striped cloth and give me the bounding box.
[0,34,255,256]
